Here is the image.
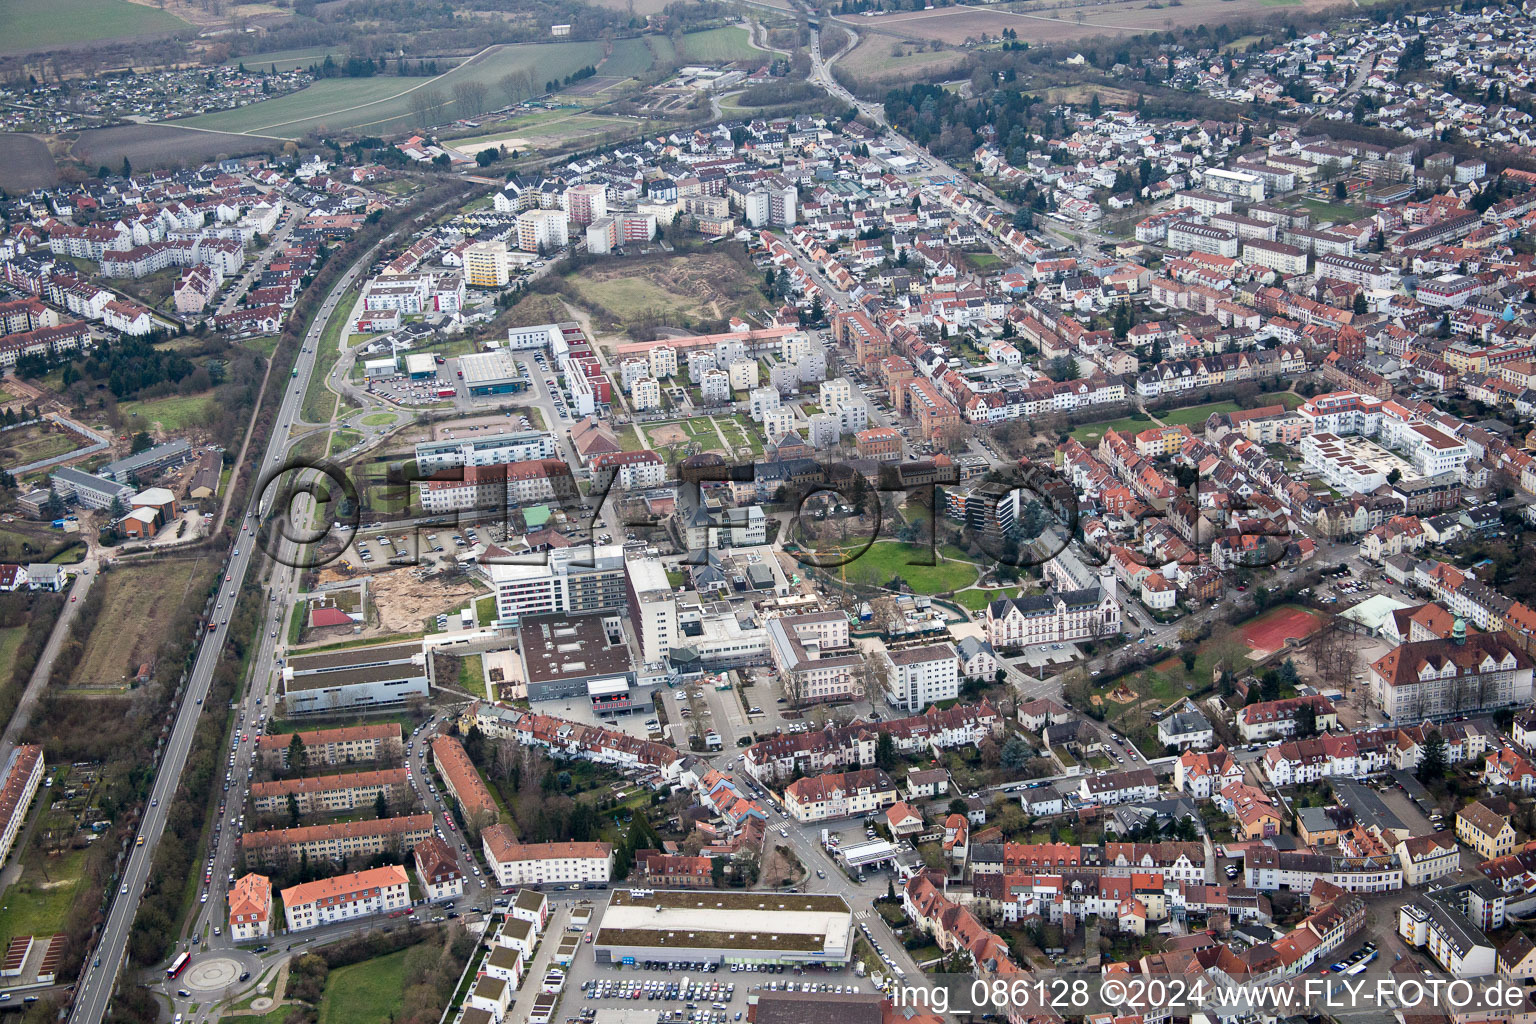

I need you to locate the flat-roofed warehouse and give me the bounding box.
[593,889,852,966]
[281,640,429,715]
[459,350,528,396]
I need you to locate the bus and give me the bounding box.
[167,952,191,979]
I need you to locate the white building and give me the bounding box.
[627,557,678,666]
[882,643,959,713]
[281,865,410,931]
[631,377,662,411]
[482,826,613,887]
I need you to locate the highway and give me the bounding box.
[69,234,387,1024]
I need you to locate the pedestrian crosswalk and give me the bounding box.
[854,910,870,920]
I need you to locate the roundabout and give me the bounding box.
[182,955,241,993]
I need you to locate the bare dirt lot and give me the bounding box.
[565,252,766,333]
[837,0,1334,47]
[313,563,485,635]
[0,134,59,190]
[71,559,215,691]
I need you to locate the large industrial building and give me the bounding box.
[593,889,853,967]
[281,641,430,715]
[458,350,528,397]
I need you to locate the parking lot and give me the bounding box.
[557,902,877,1024]
[365,364,462,407]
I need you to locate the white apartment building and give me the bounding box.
[0,745,43,868]
[700,368,732,403]
[1301,433,1415,496]
[517,209,569,252]
[626,557,678,666]
[749,386,781,422]
[482,826,613,886]
[728,359,758,391]
[649,344,678,379]
[281,865,410,932]
[414,430,558,475]
[1242,239,1309,276]
[767,612,861,704]
[631,377,661,411]
[882,643,960,713]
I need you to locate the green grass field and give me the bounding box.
[648,26,774,63]
[1068,413,1152,445]
[0,0,187,51]
[601,36,659,76]
[1158,401,1241,428]
[179,41,608,139]
[119,392,217,433]
[835,541,979,593]
[1300,198,1364,224]
[360,412,396,427]
[318,946,415,1024]
[0,425,87,467]
[1159,392,1303,428]
[0,848,86,950]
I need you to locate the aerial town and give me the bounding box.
[0,0,1534,1022]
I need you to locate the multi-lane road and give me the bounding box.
[69,237,385,1024]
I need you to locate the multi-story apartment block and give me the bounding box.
[481,826,612,886]
[254,724,403,770]
[784,768,899,823]
[250,769,409,817]
[240,814,433,868]
[881,643,960,713]
[228,873,272,940]
[767,612,861,704]
[282,865,411,932]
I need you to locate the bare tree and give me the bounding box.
[453,80,490,118]
[409,88,447,129]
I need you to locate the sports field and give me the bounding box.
[0,0,188,52]
[1240,604,1324,654]
[177,41,608,139]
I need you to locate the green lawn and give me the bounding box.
[953,587,1030,612]
[1158,401,1241,428]
[360,412,397,427]
[0,626,26,675]
[318,946,414,1024]
[329,429,363,455]
[119,392,217,433]
[0,847,86,950]
[1300,198,1364,224]
[302,305,354,424]
[965,252,1003,272]
[0,0,187,49]
[1068,413,1153,445]
[835,541,979,593]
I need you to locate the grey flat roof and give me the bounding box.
[285,661,426,692]
[289,641,423,674]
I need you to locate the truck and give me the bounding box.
[291,368,298,378]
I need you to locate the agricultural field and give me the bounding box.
[565,253,767,332]
[69,560,214,691]
[647,26,773,63]
[225,46,342,72]
[834,34,967,86]
[0,134,60,191]
[0,0,188,54]
[64,124,282,174]
[837,0,1338,50]
[176,41,609,139]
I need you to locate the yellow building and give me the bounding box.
[463,240,510,288]
[1457,799,1516,860]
